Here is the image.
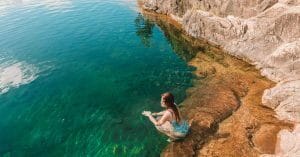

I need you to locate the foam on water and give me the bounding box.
[0,60,38,94]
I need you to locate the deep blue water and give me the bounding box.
[0,0,194,156]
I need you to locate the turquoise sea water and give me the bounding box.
[0,0,194,156]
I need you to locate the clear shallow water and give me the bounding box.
[0,0,194,156]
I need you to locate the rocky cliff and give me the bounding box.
[141,0,300,156]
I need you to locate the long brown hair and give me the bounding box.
[161,92,180,122]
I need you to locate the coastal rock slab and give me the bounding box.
[141,0,300,156]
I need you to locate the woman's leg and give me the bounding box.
[154,116,183,140]
[155,121,176,138]
[172,132,187,139]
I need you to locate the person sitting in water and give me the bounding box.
[142,92,190,142]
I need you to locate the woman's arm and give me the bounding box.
[146,111,170,126]
[151,111,165,116]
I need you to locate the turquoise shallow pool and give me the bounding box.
[0,0,194,156]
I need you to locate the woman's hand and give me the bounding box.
[142,110,169,126]
[142,111,151,117]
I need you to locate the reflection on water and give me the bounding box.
[0,60,38,94]
[135,13,155,47]
[0,0,73,15]
[0,0,138,16]
[140,13,206,62]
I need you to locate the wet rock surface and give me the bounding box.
[139,0,300,156]
[138,12,293,157]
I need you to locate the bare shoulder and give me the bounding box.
[162,110,172,118]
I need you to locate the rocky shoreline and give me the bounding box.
[138,0,300,156]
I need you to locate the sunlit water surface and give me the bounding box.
[0,0,194,156]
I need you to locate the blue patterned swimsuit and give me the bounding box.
[171,120,189,135]
[167,109,189,135]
